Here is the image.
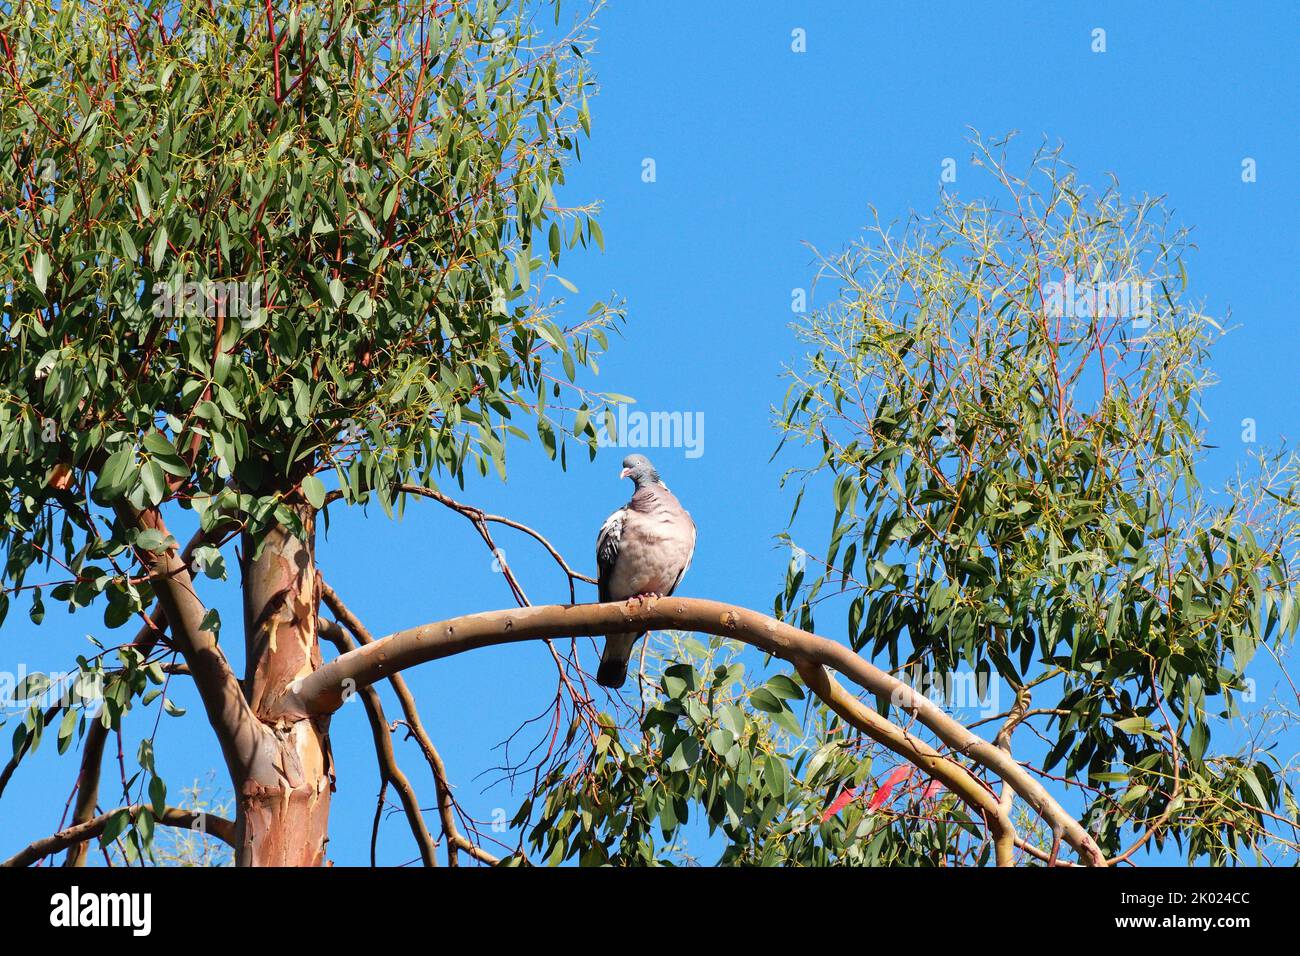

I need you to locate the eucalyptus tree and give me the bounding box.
[766,138,1300,865]
[2,0,1295,868]
[0,0,618,865]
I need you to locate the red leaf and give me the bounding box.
[922,779,944,799]
[867,766,913,812]
[820,787,858,822]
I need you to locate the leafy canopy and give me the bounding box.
[1,0,618,620]
[0,0,620,862]
[515,636,997,867]
[774,137,1300,863]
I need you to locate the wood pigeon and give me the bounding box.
[595,454,696,688]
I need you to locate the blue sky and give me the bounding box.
[3,1,1297,865]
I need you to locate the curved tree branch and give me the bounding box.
[66,597,175,866]
[1015,835,1077,867]
[287,596,1104,866]
[112,502,271,789]
[64,523,231,865]
[2,804,235,868]
[994,685,1032,818]
[795,660,1015,866]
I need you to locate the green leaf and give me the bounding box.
[548,221,561,261]
[33,251,50,293]
[514,248,531,291]
[1112,716,1159,737]
[1189,721,1209,763]
[135,528,167,552]
[29,589,45,625]
[95,447,135,499]
[199,608,221,637]
[150,225,168,271]
[1088,772,1129,784]
[56,707,77,753]
[149,775,167,815]
[301,474,326,509]
[98,808,132,847]
[140,459,167,506]
[133,178,152,218]
[766,674,805,701]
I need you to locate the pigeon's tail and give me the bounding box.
[597,632,643,689]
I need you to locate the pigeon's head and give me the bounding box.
[619,454,661,486]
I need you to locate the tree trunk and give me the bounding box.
[235,503,332,866]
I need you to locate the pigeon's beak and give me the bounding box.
[619,467,632,480]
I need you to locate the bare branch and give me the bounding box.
[397,484,597,590]
[1014,835,1077,867]
[66,516,230,864]
[0,705,59,799]
[319,620,439,867]
[63,721,109,867]
[66,599,174,866]
[796,660,1015,866]
[287,596,1105,866]
[2,805,235,868]
[394,486,605,781]
[112,502,269,788]
[994,684,1032,822]
[320,584,500,866]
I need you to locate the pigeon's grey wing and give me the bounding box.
[596,509,625,603]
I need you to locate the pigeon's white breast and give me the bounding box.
[608,509,695,599]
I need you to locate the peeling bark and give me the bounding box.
[236,504,332,866]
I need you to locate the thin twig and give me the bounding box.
[3,805,235,868]
[320,585,500,865]
[318,620,438,867]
